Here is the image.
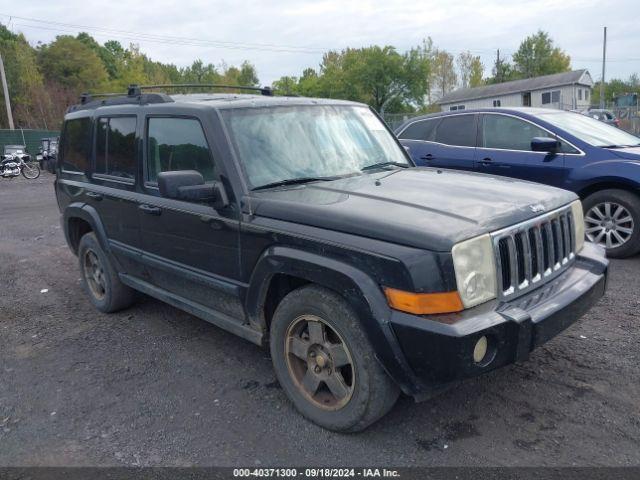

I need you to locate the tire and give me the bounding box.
[78,232,136,313]
[269,285,399,432]
[21,162,40,179]
[583,189,640,258]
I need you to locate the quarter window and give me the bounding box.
[398,119,439,141]
[482,115,549,151]
[95,116,137,180]
[146,117,215,183]
[435,114,476,147]
[60,117,92,173]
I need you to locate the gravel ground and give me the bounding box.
[1,174,639,467]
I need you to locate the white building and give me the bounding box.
[437,69,594,112]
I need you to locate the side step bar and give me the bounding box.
[119,273,263,346]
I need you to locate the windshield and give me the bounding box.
[222,105,409,189]
[536,111,640,147]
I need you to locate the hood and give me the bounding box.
[608,146,640,161]
[249,168,577,251]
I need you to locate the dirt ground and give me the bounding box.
[1,174,639,467]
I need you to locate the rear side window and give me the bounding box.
[95,116,137,180]
[435,114,476,147]
[146,117,215,183]
[482,114,548,151]
[60,117,92,173]
[398,119,439,141]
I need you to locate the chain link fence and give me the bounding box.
[0,129,60,156]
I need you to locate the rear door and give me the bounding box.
[397,117,440,165]
[429,113,478,171]
[86,114,146,278]
[477,113,569,188]
[397,114,477,171]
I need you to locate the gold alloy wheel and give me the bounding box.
[83,249,107,300]
[284,315,355,411]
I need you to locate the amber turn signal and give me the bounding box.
[383,288,464,315]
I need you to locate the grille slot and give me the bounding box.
[493,206,576,299]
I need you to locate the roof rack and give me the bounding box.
[72,83,274,112]
[132,83,273,96]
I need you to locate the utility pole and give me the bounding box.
[496,49,501,83]
[600,26,607,109]
[0,52,15,130]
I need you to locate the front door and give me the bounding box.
[138,116,244,320]
[477,113,568,188]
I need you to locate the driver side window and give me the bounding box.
[146,117,216,183]
[482,115,549,151]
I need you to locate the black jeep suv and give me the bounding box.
[55,86,608,432]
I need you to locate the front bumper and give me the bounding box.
[390,242,608,399]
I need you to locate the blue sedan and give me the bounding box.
[396,107,640,258]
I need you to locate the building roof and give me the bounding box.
[437,69,592,105]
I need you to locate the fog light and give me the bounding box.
[473,336,488,363]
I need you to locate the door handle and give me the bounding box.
[86,191,103,201]
[420,153,433,161]
[139,204,162,215]
[479,157,492,166]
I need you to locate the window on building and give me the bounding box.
[449,105,465,111]
[585,89,590,101]
[493,100,501,107]
[95,116,137,180]
[542,90,561,105]
[398,118,439,141]
[435,114,476,147]
[60,117,92,173]
[146,117,215,183]
[578,89,583,100]
[482,114,549,151]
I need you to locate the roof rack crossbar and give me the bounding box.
[134,83,273,96]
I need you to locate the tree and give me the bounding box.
[457,51,483,88]
[512,30,571,78]
[272,76,299,95]
[0,25,45,128]
[38,35,108,93]
[431,50,457,99]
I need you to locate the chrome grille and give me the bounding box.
[492,206,576,299]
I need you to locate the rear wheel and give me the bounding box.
[583,189,640,258]
[78,232,136,312]
[21,162,40,179]
[270,285,399,432]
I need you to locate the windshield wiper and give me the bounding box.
[361,161,409,171]
[601,144,640,149]
[252,176,339,191]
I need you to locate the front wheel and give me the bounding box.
[583,189,640,258]
[270,285,399,432]
[21,162,40,179]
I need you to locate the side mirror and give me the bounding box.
[531,137,560,153]
[157,170,228,208]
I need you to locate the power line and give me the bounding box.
[1,13,328,54]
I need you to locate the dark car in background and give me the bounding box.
[397,108,640,258]
[582,108,620,128]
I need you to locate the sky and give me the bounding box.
[1,0,639,86]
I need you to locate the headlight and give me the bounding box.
[570,200,585,253]
[452,234,497,309]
